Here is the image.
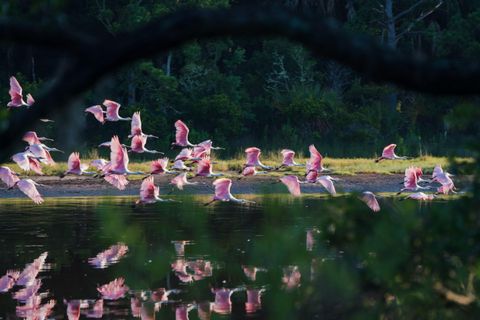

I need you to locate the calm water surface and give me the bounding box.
[0,195,476,319]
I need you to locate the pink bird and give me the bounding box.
[193,140,223,156]
[316,176,338,195]
[244,147,272,170]
[432,165,444,179]
[136,176,169,204]
[172,120,197,147]
[280,175,301,197]
[97,278,129,300]
[196,157,223,177]
[90,159,108,170]
[22,131,53,146]
[205,178,254,205]
[129,111,158,138]
[241,166,267,177]
[397,167,431,194]
[413,166,429,183]
[171,172,198,190]
[306,144,328,173]
[175,148,201,162]
[130,135,163,154]
[172,160,191,171]
[360,191,381,212]
[7,76,34,108]
[150,158,174,175]
[14,179,44,204]
[245,288,265,314]
[27,144,56,165]
[103,174,129,190]
[404,192,436,201]
[89,243,128,269]
[0,166,20,188]
[375,144,408,162]
[103,99,131,121]
[0,270,19,292]
[62,152,94,177]
[304,169,318,183]
[102,136,143,175]
[85,105,105,124]
[432,171,456,194]
[280,149,303,167]
[12,151,43,175]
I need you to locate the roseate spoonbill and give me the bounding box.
[12,152,43,175]
[306,144,329,173]
[375,144,408,162]
[171,120,198,148]
[61,152,95,177]
[244,147,272,170]
[172,160,191,171]
[39,118,55,123]
[136,176,172,204]
[413,166,429,183]
[282,266,301,290]
[14,179,44,204]
[130,135,163,154]
[0,270,19,293]
[211,288,244,315]
[103,99,131,121]
[316,176,338,195]
[196,157,223,177]
[204,178,254,205]
[97,278,129,300]
[279,149,304,168]
[22,131,53,146]
[26,144,55,165]
[193,140,224,157]
[88,243,128,269]
[150,158,174,175]
[246,288,265,314]
[432,171,456,194]
[85,105,105,123]
[175,148,201,162]
[397,167,431,194]
[280,175,301,197]
[103,136,143,175]
[7,76,34,108]
[129,111,158,138]
[241,166,267,177]
[171,172,198,190]
[0,166,20,188]
[404,192,436,201]
[303,169,318,183]
[360,191,381,212]
[432,164,444,179]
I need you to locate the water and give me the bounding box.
[0,195,476,319]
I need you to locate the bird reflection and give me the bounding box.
[282,266,301,290]
[245,288,265,314]
[242,265,267,281]
[211,287,244,315]
[88,243,128,269]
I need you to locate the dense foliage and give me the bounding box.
[1,0,480,157]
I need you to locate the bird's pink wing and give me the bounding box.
[175,148,192,161]
[281,149,295,165]
[0,167,19,188]
[17,180,44,204]
[104,174,128,190]
[130,135,143,152]
[85,105,105,123]
[140,176,156,201]
[28,158,44,175]
[26,94,34,106]
[382,144,396,158]
[361,192,380,212]
[404,167,417,189]
[131,112,142,136]
[305,170,317,183]
[175,120,190,146]
[242,166,256,176]
[109,136,125,172]
[67,152,81,172]
[103,100,121,120]
[171,173,186,190]
[22,131,40,145]
[432,165,443,179]
[196,157,211,175]
[280,175,301,197]
[318,177,336,195]
[213,178,232,200]
[245,147,260,166]
[8,76,23,104]
[12,153,30,171]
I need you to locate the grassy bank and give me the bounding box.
[2,155,473,177]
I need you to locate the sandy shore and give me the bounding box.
[0,173,472,199]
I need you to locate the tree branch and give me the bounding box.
[394,0,427,21]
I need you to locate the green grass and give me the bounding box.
[2,155,473,177]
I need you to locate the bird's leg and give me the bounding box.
[374,157,384,163]
[204,199,216,206]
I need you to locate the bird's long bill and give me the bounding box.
[204,199,216,206]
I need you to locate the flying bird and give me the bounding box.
[397,167,431,194]
[22,131,53,146]
[316,176,338,195]
[103,100,131,121]
[85,105,105,123]
[129,111,158,138]
[12,152,43,175]
[196,157,223,177]
[244,147,272,170]
[61,152,95,177]
[280,175,301,197]
[404,192,436,201]
[130,135,163,154]
[205,178,254,205]
[150,158,174,175]
[136,176,169,204]
[172,120,197,148]
[14,179,44,204]
[360,191,381,212]
[279,149,303,168]
[0,166,20,188]
[7,76,34,108]
[170,172,198,190]
[375,144,408,162]
[306,144,328,173]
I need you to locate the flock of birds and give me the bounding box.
[2,76,458,211]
